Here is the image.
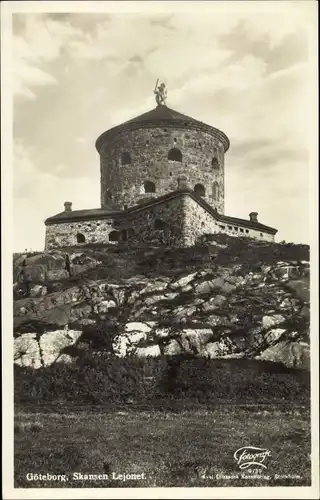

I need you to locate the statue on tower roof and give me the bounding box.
[154,80,167,106]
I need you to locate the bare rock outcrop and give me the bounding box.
[13,239,310,370]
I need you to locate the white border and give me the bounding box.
[1,2,319,499]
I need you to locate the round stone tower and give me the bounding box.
[95,102,230,213]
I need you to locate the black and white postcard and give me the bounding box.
[1,1,319,498]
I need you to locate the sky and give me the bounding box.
[9,1,317,251]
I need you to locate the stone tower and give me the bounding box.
[45,88,277,250]
[95,104,230,213]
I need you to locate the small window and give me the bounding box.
[212,181,219,199]
[109,230,119,242]
[212,158,219,170]
[219,225,225,230]
[260,233,263,237]
[234,227,238,231]
[194,183,206,197]
[106,189,112,201]
[121,152,131,165]
[154,219,165,230]
[168,148,182,162]
[76,233,85,243]
[240,228,244,233]
[127,228,135,238]
[245,229,249,234]
[144,181,156,193]
[228,226,232,230]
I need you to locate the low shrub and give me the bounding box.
[14,356,310,407]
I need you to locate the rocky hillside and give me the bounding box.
[13,235,310,370]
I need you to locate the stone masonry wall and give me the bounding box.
[120,196,185,247]
[99,127,225,213]
[182,196,275,246]
[45,197,186,250]
[45,195,274,250]
[45,219,117,250]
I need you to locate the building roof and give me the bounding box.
[124,189,278,235]
[95,104,230,153]
[46,190,277,235]
[45,206,122,225]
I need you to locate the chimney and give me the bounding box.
[249,212,258,222]
[177,175,188,189]
[64,201,72,212]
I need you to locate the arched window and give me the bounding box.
[194,183,206,197]
[212,158,219,170]
[76,233,85,243]
[154,219,165,230]
[106,189,112,201]
[109,230,120,242]
[144,181,156,193]
[121,152,131,165]
[168,148,182,162]
[212,181,219,199]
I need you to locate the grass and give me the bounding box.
[14,406,310,488]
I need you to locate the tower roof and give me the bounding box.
[95,104,230,153]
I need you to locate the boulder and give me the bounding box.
[163,339,182,356]
[169,272,197,290]
[212,294,227,306]
[45,269,69,281]
[125,322,152,333]
[110,286,127,306]
[258,341,310,370]
[14,334,41,369]
[194,280,214,295]
[179,328,213,353]
[154,327,171,338]
[286,279,310,303]
[265,328,286,344]
[39,329,82,367]
[144,294,166,306]
[172,306,197,319]
[29,285,47,298]
[199,337,234,358]
[135,345,161,357]
[93,300,117,314]
[140,279,170,295]
[69,254,100,275]
[112,323,152,357]
[20,265,46,283]
[23,253,65,269]
[262,314,285,329]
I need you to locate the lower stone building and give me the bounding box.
[45,188,277,250]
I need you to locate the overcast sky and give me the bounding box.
[10,2,316,251]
